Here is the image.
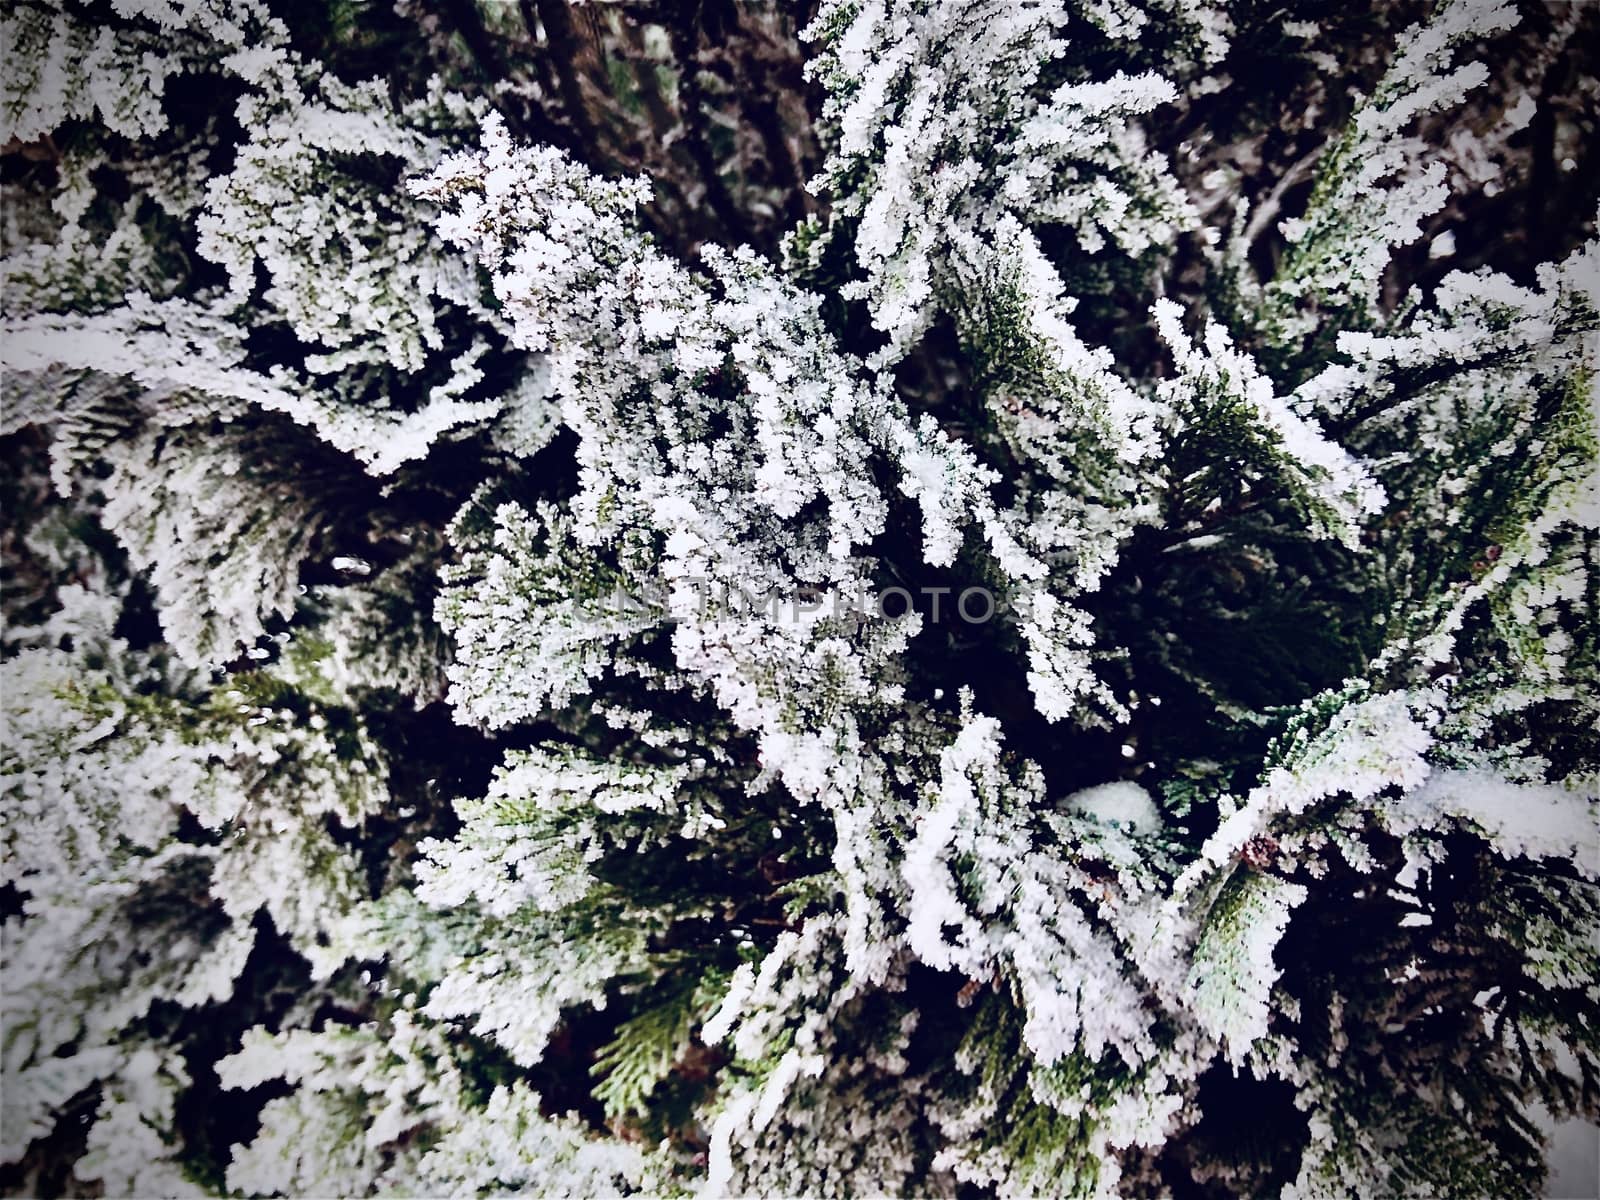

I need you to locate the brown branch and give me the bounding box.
[528,0,603,155]
[666,2,756,248]
[438,0,511,86]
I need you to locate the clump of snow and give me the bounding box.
[1065,780,1162,835]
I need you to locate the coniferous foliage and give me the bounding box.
[1,1,1597,1196]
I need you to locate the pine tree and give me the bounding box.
[2,1,1596,1197]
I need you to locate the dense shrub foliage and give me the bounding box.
[1,1,1597,1196]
